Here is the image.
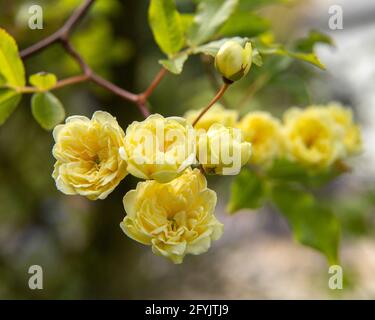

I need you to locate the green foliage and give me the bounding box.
[0,89,22,125]
[295,30,334,53]
[271,183,341,264]
[239,0,294,10]
[187,0,239,46]
[148,0,185,55]
[220,12,270,38]
[227,168,266,213]
[0,29,25,125]
[255,32,332,70]
[267,158,344,188]
[29,72,58,90]
[0,28,25,87]
[159,53,188,74]
[31,92,65,130]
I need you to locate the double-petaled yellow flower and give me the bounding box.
[120,168,223,264]
[184,104,238,132]
[238,111,283,166]
[197,123,252,175]
[283,107,345,168]
[316,103,362,156]
[52,111,127,200]
[119,114,196,183]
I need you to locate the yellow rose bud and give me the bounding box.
[120,114,196,183]
[197,124,252,175]
[215,40,252,82]
[238,111,283,166]
[120,168,223,264]
[52,111,128,200]
[184,103,238,132]
[283,107,345,168]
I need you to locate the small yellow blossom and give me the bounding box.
[119,114,196,183]
[283,107,345,168]
[52,111,127,200]
[120,168,223,264]
[184,103,238,132]
[317,103,362,155]
[238,111,283,166]
[197,123,252,175]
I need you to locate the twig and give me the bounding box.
[18,0,167,118]
[192,83,230,127]
[200,55,230,108]
[20,0,95,59]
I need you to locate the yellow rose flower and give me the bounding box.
[120,168,223,264]
[184,103,238,132]
[283,107,345,168]
[119,114,196,183]
[197,123,252,175]
[52,111,127,200]
[238,111,283,166]
[318,103,362,155]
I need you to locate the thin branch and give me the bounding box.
[18,0,168,118]
[20,0,95,59]
[200,55,230,109]
[90,73,138,103]
[192,83,230,127]
[140,68,167,101]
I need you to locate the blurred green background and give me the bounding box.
[0,0,374,299]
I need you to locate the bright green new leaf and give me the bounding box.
[0,88,22,125]
[159,53,188,74]
[227,168,265,213]
[29,72,58,90]
[0,28,25,87]
[187,0,239,46]
[295,30,334,53]
[271,183,341,264]
[148,0,184,55]
[31,92,65,130]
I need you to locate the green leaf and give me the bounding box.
[181,14,195,35]
[31,92,65,130]
[295,30,334,53]
[187,0,239,46]
[148,0,184,55]
[29,72,57,90]
[0,88,22,125]
[271,183,340,264]
[252,48,263,67]
[0,28,25,87]
[193,37,249,57]
[227,168,265,213]
[267,158,343,188]
[220,12,270,38]
[159,53,188,74]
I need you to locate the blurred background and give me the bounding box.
[0,0,374,299]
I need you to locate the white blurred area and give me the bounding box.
[301,0,375,182]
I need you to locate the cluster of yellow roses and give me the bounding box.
[51,101,361,263]
[185,102,362,169]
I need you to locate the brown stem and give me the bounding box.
[200,55,230,109]
[18,0,167,119]
[192,83,230,127]
[140,68,167,101]
[90,73,138,102]
[53,74,90,90]
[20,0,95,59]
